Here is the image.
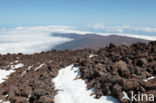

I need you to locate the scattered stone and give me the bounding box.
[77,41,156,103]
[0,41,156,103]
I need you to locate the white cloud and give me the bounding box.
[106,26,123,33]
[0,25,156,54]
[0,25,95,54]
[110,26,156,32]
[97,33,156,41]
[93,25,156,33]
[132,27,156,32]
[12,25,92,35]
[93,24,105,30]
[0,28,6,31]
[0,26,78,54]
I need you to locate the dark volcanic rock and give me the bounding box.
[0,49,94,103]
[0,41,156,103]
[76,41,156,103]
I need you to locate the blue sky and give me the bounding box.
[0,0,156,27]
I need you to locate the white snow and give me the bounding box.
[21,71,26,77]
[53,65,119,103]
[89,54,97,58]
[0,69,15,84]
[26,95,31,101]
[0,100,10,103]
[21,66,32,77]
[49,60,53,63]
[0,63,24,84]
[0,98,10,103]
[14,61,19,63]
[34,63,46,71]
[0,63,24,102]
[144,76,155,82]
[10,63,24,69]
[9,61,18,65]
[3,101,10,103]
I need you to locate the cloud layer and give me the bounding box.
[0,25,156,54]
[0,26,76,54]
[92,24,156,34]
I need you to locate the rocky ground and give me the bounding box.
[76,42,156,103]
[0,50,94,103]
[0,41,156,103]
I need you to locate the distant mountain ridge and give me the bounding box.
[52,33,150,50]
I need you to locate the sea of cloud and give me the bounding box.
[0,25,156,54]
[92,24,156,33]
[0,26,77,54]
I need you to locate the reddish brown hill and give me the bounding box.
[53,33,150,50]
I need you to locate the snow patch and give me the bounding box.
[144,76,155,82]
[34,64,46,71]
[0,69,15,84]
[14,61,19,63]
[53,65,119,103]
[26,95,31,101]
[89,54,97,58]
[21,66,32,77]
[0,94,10,103]
[9,61,18,65]
[49,60,53,63]
[0,63,24,84]
[0,100,10,103]
[10,63,24,69]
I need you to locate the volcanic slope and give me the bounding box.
[52,33,150,50]
[0,41,156,103]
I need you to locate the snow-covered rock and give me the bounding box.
[0,63,24,84]
[53,65,119,103]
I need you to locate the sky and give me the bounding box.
[0,0,156,54]
[0,0,156,28]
